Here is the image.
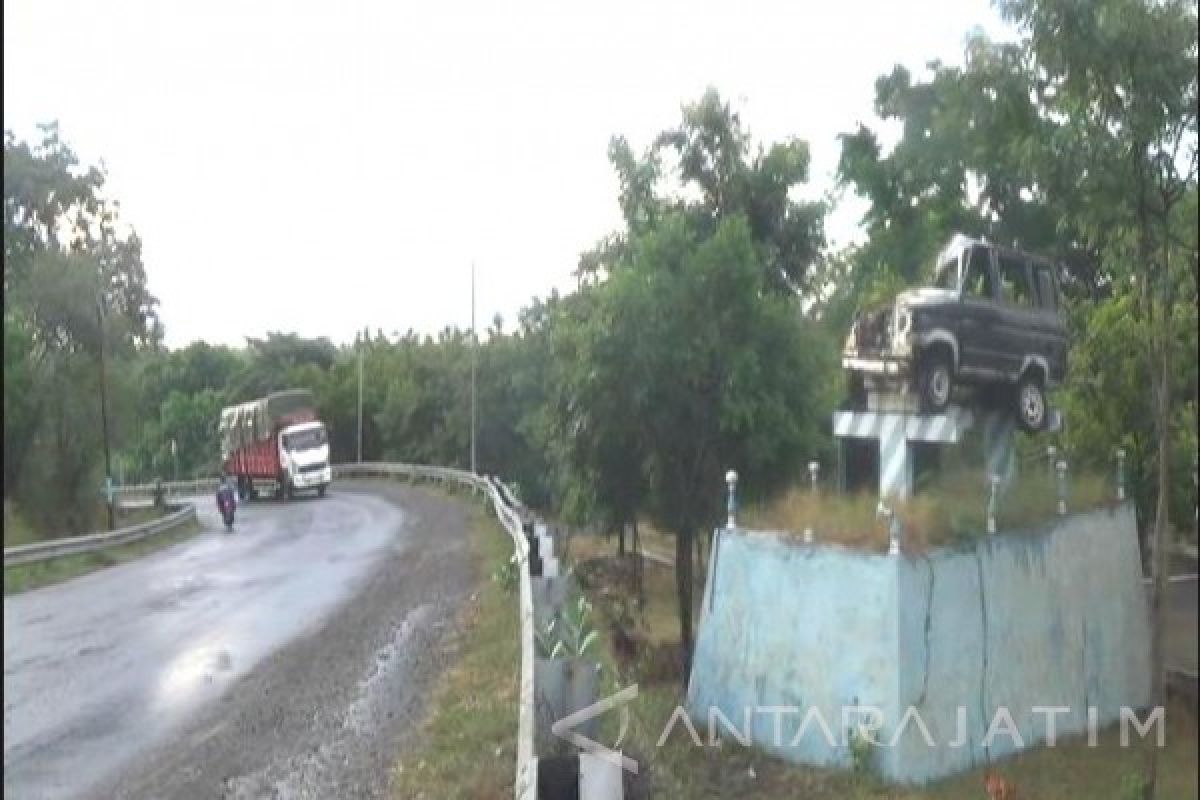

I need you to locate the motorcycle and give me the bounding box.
[217,489,236,532]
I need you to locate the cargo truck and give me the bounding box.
[218,389,332,499]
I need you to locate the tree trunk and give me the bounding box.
[1143,310,1174,800]
[632,519,645,612]
[675,526,694,688]
[617,520,626,558]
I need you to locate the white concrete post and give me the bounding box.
[1115,448,1126,502]
[987,474,1000,534]
[725,469,738,530]
[1056,459,1068,516]
[878,501,901,555]
[805,460,819,542]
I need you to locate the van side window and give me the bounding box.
[998,254,1034,307]
[1033,266,1057,310]
[963,247,994,298]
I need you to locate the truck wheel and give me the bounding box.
[318,484,327,498]
[285,480,295,501]
[1016,373,1047,433]
[917,352,953,413]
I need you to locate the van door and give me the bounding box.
[995,252,1041,379]
[957,245,1003,374]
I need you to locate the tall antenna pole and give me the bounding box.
[357,327,364,463]
[470,262,478,474]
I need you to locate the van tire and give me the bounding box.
[917,351,953,413]
[1016,373,1047,433]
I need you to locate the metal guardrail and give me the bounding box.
[334,463,537,800]
[3,503,197,567]
[113,478,219,498]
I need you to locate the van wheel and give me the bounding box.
[1016,373,1047,433]
[917,352,953,413]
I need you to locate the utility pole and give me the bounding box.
[470,262,477,474]
[96,297,115,531]
[357,326,365,463]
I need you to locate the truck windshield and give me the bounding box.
[283,427,327,452]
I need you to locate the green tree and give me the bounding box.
[561,93,838,674]
[561,212,837,677]
[580,88,826,296]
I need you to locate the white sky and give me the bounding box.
[4,0,1010,348]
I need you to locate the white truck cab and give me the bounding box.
[279,421,332,497]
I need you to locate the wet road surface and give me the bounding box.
[4,482,474,799]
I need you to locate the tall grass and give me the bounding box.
[744,468,1116,554]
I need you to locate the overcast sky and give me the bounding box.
[4,0,1010,348]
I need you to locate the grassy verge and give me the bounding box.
[4,517,202,595]
[744,468,1113,552]
[390,503,518,800]
[569,537,1198,799]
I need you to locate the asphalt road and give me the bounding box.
[3,481,474,800]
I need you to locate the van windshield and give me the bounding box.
[933,256,959,290]
[283,426,327,452]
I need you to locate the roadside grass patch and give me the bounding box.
[744,468,1112,552]
[4,517,202,595]
[390,505,518,800]
[570,543,1198,799]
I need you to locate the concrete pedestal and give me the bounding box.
[833,406,975,499]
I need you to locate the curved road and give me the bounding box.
[4,482,474,799]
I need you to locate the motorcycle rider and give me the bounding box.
[216,473,237,518]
